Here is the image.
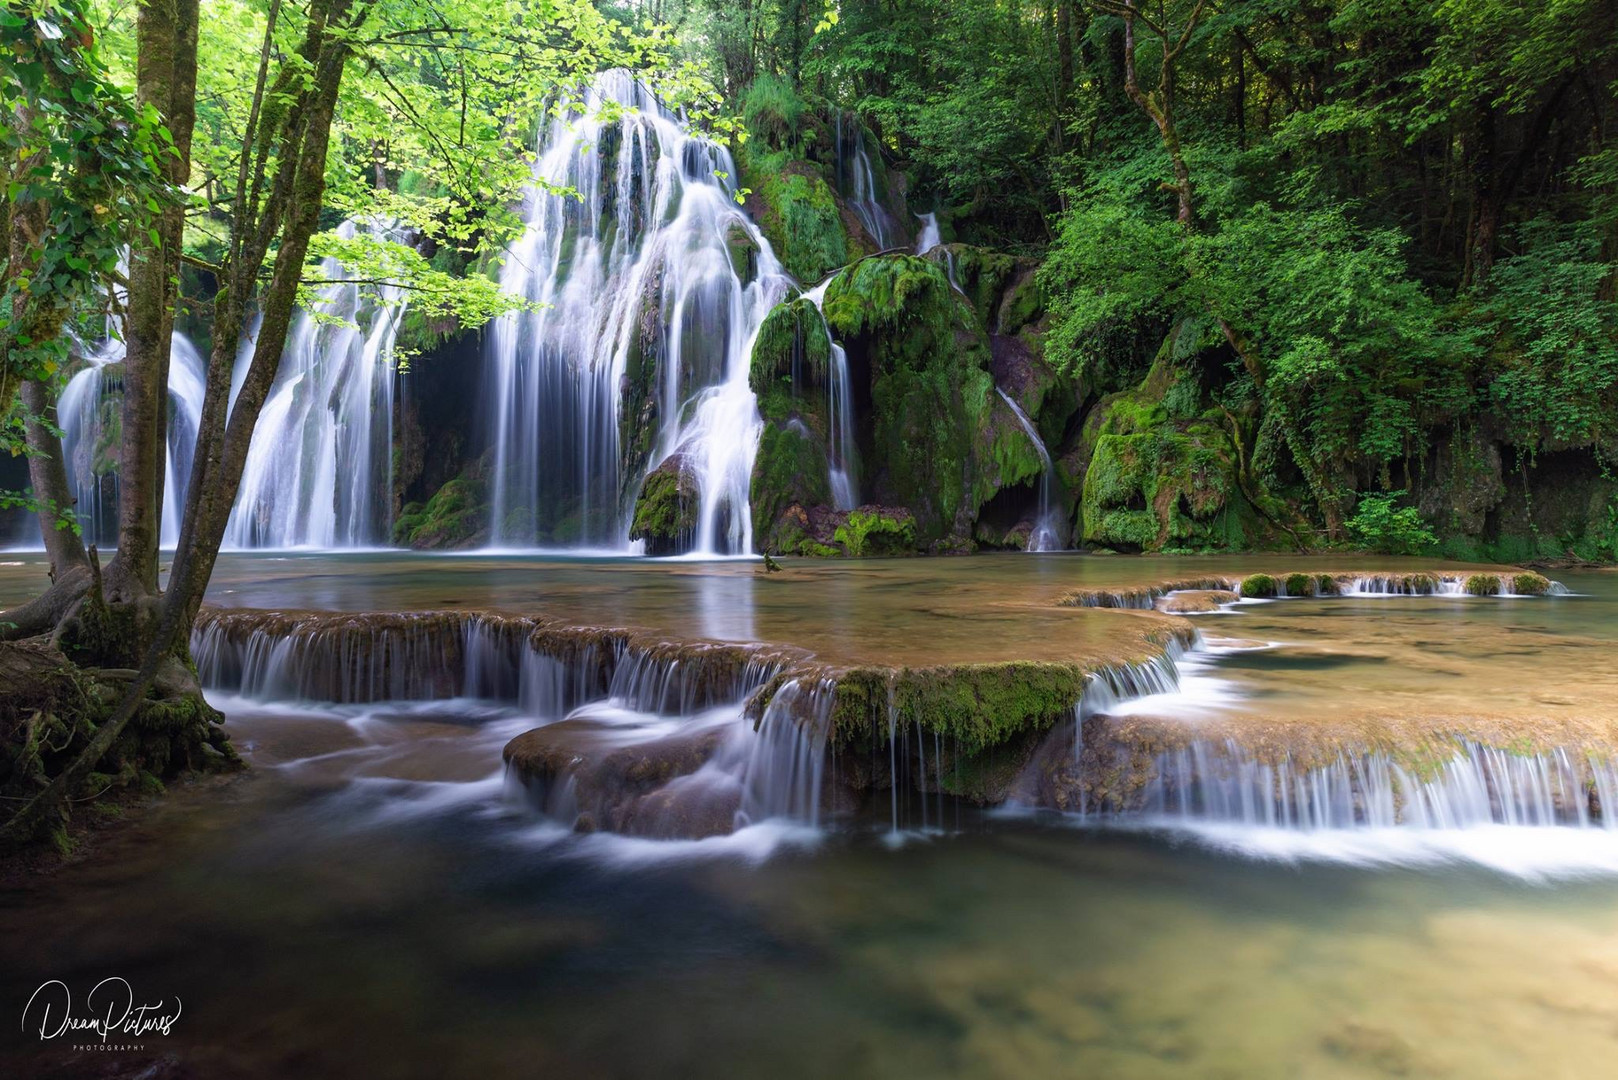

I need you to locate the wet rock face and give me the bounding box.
[505,719,741,839]
[630,455,700,555]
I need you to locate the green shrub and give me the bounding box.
[1346,492,1438,555]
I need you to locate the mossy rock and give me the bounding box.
[749,297,833,413]
[724,221,759,284]
[399,468,489,549]
[1075,322,1280,553]
[746,155,849,283]
[1511,571,1552,595]
[833,507,917,557]
[750,420,834,554]
[821,255,994,545]
[1464,573,1502,596]
[1282,572,1314,596]
[1241,573,1278,598]
[630,456,700,556]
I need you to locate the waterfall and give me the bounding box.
[727,677,835,827]
[836,112,895,249]
[1139,740,1618,831]
[801,279,858,509]
[56,326,206,548]
[995,388,1061,551]
[192,608,789,716]
[914,212,940,254]
[484,70,791,553]
[224,220,406,549]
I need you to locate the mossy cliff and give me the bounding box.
[819,255,1004,547]
[393,452,491,549]
[744,253,1071,554]
[1075,321,1285,553]
[738,75,910,281]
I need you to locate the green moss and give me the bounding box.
[748,154,849,283]
[724,221,759,283]
[1465,573,1502,596]
[749,298,833,411]
[833,508,917,557]
[750,421,833,553]
[630,460,699,555]
[1074,323,1278,553]
[830,662,1090,756]
[1511,571,1552,595]
[401,471,489,549]
[1284,572,1316,596]
[1241,573,1278,598]
[822,255,995,544]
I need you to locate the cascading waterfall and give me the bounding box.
[485,70,791,553]
[725,677,835,827]
[56,326,206,548]
[224,220,406,549]
[801,279,858,509]
[994,388,1062,551]
[836,112,895,249]
[1140,740,1618,831]
[914,212,940,254]
[191,609,786,715]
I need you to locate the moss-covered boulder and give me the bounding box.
[749,297,834,412]
[1240,573,1278,598]
[751,420,834,554]
[394,459,490,548]
[1077,323,1274,553]
[934,245,1046,337]
[630,455,700,555]
[833,507,917,557]
[822,255,998,546]
[1511,571,1552,595]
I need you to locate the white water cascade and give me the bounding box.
[484,70,792,553]
[995,388,1061,551]
[836,112,896,249]
[800,279,859,509]
[914,212,940,254]
[56,327,206,548]
[224,221,406,549]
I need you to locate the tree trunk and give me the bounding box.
[107,0,200,602]
[165,0,359,643]
[20,379,89,580]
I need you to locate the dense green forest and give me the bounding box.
[677,0,1618,562]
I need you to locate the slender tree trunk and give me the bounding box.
[107,0,200,602]
[20,378,89,579]
[0,0,360,850]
